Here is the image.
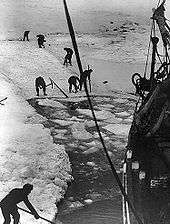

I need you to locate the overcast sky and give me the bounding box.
[56,0,170,14]
[0,0,170,39]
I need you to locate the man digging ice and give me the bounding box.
[0,184,40,224]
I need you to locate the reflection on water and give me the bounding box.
[57,199,122,224]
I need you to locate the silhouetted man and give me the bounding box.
[23,31,30,41]
[35,76,47,96]
[80,69,93,92]
[36,34,46,48]
[0,184,39,224]
[63,48,73,66]
[68,75,80,93]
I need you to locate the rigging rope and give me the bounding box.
[143,0,164,78]
[62,1,144,224]
[156,49,163,64]
[143,23,153,78]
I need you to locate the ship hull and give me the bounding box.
[123,77,170,223]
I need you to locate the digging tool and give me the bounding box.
[18,206,55,224]
[46,78,54,89]
[0,97,7,105]
[87,65,92,92]
[49,77,68,98]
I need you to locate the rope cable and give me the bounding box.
[143,22,154,78]
[156,48,163,64]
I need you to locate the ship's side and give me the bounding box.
[123,1,170,223]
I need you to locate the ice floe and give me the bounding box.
[103,124,130,136]
[83,147,100,154]
[51,119,74,126]
[37,99,67,108]
[77,109,117,120]
[71,122,93,140]
[84,199,93,204]
[115,111,131,117]
[112,98,128,104]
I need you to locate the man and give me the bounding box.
[23,31,30,41]
[68,75,80,93]
[63,48,73,66]
[80,69,93,92]
[0,184,40,224]
[36,34,46,48]
[35,76,47,96]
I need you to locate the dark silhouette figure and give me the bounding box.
[36,34,46,48]
[23,31,30,41]
[35,76,47,96]
[80,69,93,91]
[0,184,39,224]
[63,48,73,66]
[68,76,80,93]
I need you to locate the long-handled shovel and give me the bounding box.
[18,206,56,224]
[0,97,7,105]
[87,65,92,93]
[49,77,68,98]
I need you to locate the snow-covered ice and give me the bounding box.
[71,122,93,140]
[103,124,131,136]
[0,54,72,223]
[0,18,148,222]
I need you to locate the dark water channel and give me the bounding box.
[28,95,134,224]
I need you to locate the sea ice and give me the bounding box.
[115,111,130,117]
[113,98,128,103]
[51,119,74,126]
[71,122,93,140]
[83,147,100,154]
[37,99,67,108]
[84,199,93,204]
[77,109,117,120]
[103,124,130,136]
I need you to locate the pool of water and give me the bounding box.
[28,94,135,223]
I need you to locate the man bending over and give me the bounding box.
[0,184,40,224]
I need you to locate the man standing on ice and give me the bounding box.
[36,34,46,48]
[80,69,93,92]
[63,47,73,66]
[23,31,30,41]
[0,184,40,224]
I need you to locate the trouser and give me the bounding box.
[23,35,29,41]
[69,83,78,93]
[36,86,47,96]
[79,79,86,91]
[38,40,45,48]
[23,32,29,41]
[1,206,20,224]
[63,55,72,65]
